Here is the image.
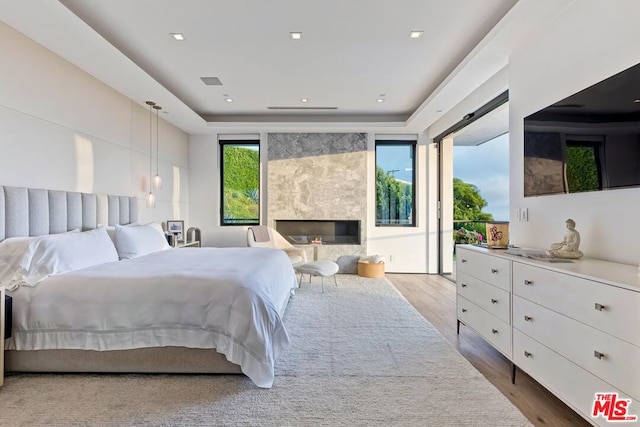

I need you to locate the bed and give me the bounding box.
[0,185,298,388]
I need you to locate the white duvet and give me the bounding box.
[6,247,298,388]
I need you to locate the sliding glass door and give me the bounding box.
[435,92,509,279]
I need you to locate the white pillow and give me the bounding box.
[0,229,81,287]
[103,222,139,245]
[13,227,118,288]
[0,236,34,286]
[114,222,170,260]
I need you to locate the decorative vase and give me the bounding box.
[486,222,509,248]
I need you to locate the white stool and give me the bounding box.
[295,261,339,293]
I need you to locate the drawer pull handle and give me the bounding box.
[461,283,467,288]
[524,280,533,286]
[461,259,467,263]
[595,303,606,311]
[491,268,498,273]
[594,351,605,360]
[461,308,467,313]
[491,298,498,304]
[524,315,533,322]
[524,351,532,358]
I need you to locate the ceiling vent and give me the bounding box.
[267,106,338,110]
[200,77,223,86]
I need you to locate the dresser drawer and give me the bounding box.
[514,329,632,426]
[458,295,511,358]
[456,247,510,291]
[513,262,640,347]
[457,272,510,324]
[514,296,640,400]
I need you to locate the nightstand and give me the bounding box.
[1,286,5,387]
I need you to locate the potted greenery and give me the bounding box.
[453,227,484,253]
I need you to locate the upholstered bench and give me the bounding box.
[295,261,339,293]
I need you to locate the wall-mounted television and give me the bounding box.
[524,61,640,197]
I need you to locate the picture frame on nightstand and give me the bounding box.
[166,220,185,243]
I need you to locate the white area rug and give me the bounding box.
[0,275,531,426]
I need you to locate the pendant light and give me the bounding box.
[153,104,163,190]
[145,101,156,208]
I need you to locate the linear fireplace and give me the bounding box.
[275,220,361,245]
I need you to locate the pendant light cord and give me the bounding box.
[145,101,156,195]
[149,104,152,191]
[154,105,162,175]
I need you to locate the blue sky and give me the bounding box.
[453,133,510,221]
[376,144,414,183]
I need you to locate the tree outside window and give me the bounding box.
[220,141,259,225]
[375,142,415,226]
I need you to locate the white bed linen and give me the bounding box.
[6,247,298,388]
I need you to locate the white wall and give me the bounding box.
[509,0,640,265]
[188,133,262,248]
[0,21,189,225]
[366,133,429,273]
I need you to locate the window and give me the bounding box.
[565,141,602,193]
[375,141,416,226]
[220,141,260,225]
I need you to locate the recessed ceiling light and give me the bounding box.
[376,98,385,103]
[290,32,303,40]
[409,30,424,39]
[300,98,308,103]
[634,99,640,103]
[225,98,233,103]
[170,33,185,41]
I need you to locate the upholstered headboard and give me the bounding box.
[0,185,138,241]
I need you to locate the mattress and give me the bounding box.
[6,247,298,388]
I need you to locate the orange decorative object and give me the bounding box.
[357,260,385,278]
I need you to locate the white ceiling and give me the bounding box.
[0,1,574,134]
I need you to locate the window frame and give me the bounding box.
[564,137,604,192]
[219,140,260,226]
[374,140,417,227]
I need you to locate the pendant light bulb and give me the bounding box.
[153,174,163,191]
[146,191,156,208]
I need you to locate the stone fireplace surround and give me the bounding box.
[267,133,367,261]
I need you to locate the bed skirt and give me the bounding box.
[5,347,243,374]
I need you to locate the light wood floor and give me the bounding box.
[387,273,591,427]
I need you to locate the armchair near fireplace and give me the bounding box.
[247,226,308,265]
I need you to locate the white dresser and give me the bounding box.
[456,246,513,362]
[456,245,640,426]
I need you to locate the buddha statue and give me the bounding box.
[549,218,583,259]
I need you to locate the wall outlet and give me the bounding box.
[389,254,393,262]
[521,208,528,222]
